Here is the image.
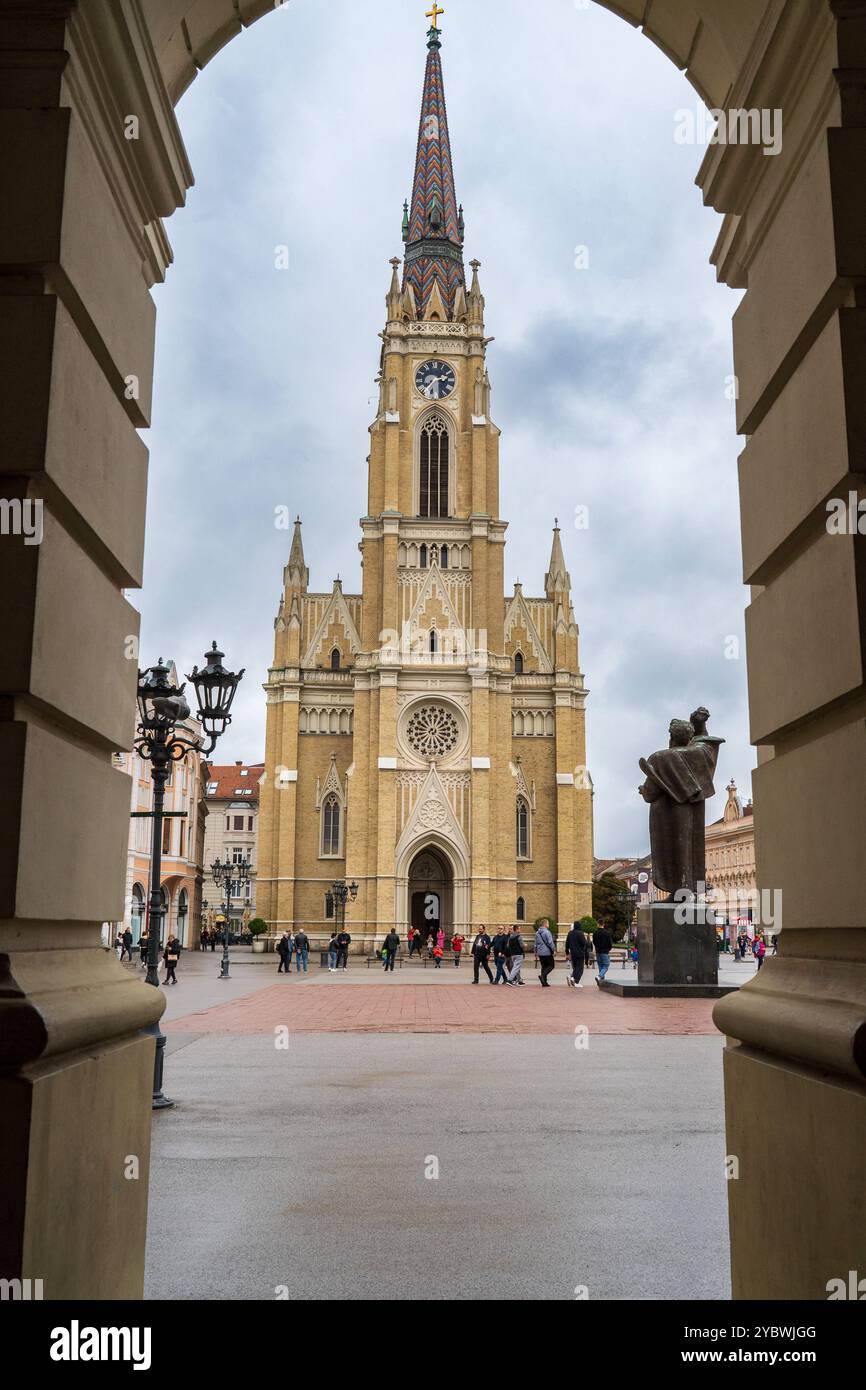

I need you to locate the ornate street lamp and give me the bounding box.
[135,645,244,1109]
[211,853,251,980]
[331,878,359,947]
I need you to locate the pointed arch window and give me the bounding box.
[420,544,428,569]
[330,647,341,671]
[321,794,342,858]
[429,629,438,656]
[440,545,448,569]
[514,651,524,675]
[516,896,526,922]
[516,797,531,860]
[419,414,450,518]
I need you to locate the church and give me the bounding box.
[257,11,592,947]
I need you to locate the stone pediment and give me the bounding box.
[505,590,552,673]
[302,587,363,669]
[395,761,470,860]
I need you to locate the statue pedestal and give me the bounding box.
[600,902,736,999]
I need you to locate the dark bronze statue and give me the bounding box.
[638,709,724,898]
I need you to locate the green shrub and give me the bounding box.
[248,918,267,938]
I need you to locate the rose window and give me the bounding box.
[406,705,459,759]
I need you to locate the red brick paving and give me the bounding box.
[165,982,721,1036]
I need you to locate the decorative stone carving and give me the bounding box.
[406,704,459,758]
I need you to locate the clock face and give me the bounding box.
[415,359,456,400]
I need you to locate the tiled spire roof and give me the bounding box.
[402,22,465,320]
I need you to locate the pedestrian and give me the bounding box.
[753,934,766,970]
[200,926,209,952]
[336,928,351,970]
[139,931,149,968]
[163,935,181,985]
[382,929,400,972]
[593,922,613,985]
[451,932,465,968]
[120,927,134,962]
[433,942,444,968]
[408,927,422,958]
[491,928,510,984]
[210,928,217,952]
[564,920,588,988]
[277,932,291,974]
[294,928,310,973]
[328,930,339,971]
[771,935,779,956]
[584,932,594,974]
[471,927,494,984]
[436,927,445,955]
[535,918,556,987]
[506,924,526,985]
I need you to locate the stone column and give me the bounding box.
[0,0,192,1298]
[709,0,866,1298]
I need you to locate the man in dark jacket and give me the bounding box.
[491,930,510,984]
[593,923,614,984]
[120,927,134,963]
[471,928,494,984]
[506,925,526,985]
[294,929,310,973]
[336,930,351,970]
[382,930,401,972]
[564,921,588,987]
[277,932,291,975]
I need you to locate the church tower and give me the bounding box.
[258,11,592,946]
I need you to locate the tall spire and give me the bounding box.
[285,516,309,592]
[545,519,571,600]
[402,10,465,320]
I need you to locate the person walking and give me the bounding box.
[753,933,766,970]
[336,928,351,971]
[506,925,526,985]
[163,935,181,986]
[120,927,134,963]
[277,932,291,974]
[408,927,422,958]
[535,919,556,987]
[593,922,613,985]
[210,928,217,952]
[328,930,339,971]
[382,929,400,972]
[294,929,310,973]
[564,920,588,988]
[199,926,209,952]
[451,932,465,968]
[471,928,494,984]
[491,928,510,984]
[139,931,149,969]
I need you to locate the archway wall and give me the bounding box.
[145,0,757,111]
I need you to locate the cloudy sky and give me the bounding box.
[140,0,751,857]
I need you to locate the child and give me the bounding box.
[433,943,444,969]
[451,932,464,967]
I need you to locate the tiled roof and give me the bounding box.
[204,763,265,802]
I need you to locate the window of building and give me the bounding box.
[331,648,341,671]
[233,815,245,831]
[429,629,438,655]
[321,794,341,857]
[440,545,448,569]
[516,896,526,922]
[420,544,428,569]
[162,819,171,854]
[514,651,524,675]
[248,816,254,832]
[207,781,218,795]
[231,847,247,865]
[419,414,449,518]
[516,798,530,859]
[178,823,185,858]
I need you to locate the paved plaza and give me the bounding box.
[142,952,742,1300]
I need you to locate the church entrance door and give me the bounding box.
[408,847,452,946]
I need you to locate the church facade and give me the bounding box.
[257,17,592,947]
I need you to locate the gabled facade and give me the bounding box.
[257,19,592,946]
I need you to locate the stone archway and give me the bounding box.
[2,0,864,1302]
[396,835,470,943]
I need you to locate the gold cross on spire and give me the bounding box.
[426,3,444,30]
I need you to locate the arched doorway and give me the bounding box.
[408,847,452,946]
[131,884,146,945]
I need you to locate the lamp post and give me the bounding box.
[211,853,250,980]
[135,642,244,1109]
[331,878,359,951]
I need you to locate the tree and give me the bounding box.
[591,875,631,941]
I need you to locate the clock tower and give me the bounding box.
[258,15,592,947]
